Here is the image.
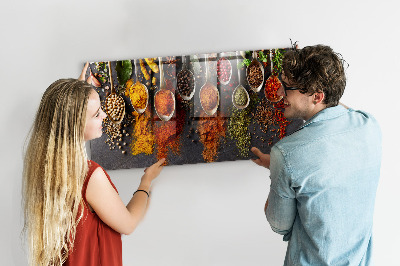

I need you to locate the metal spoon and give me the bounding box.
[177,55,195,101]
[246,50,265,92]
[199,53,219,116]
[154,57,175,121]
[217,52,232,86]
[104,61,125,124]
[232,51,250,110]
[131,59,149,114]
[264,49,283,103]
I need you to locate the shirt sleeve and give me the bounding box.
[266,146,297,241]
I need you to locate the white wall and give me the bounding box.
[2,0,399,265]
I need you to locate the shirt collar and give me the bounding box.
[299,105,349,130]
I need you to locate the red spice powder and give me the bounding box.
[153,99,186,163]
[155,90,174,116]
[197,111,226,162]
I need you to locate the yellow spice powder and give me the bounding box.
[130,110,154,155]
[126,80,147,110]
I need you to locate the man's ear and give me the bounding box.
[313,91,325,104]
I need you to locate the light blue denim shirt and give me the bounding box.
[266,105,382,266]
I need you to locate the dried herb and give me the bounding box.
[272,49,285,75]
[116,60,132,85]
[233,86,248,107]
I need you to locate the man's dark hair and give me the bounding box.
[282,45,347,107]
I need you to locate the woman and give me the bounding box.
[22,63,165,265]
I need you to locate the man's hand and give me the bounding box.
[251,147,271,169]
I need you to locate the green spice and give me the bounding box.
[115,60,133,85]
[233,86,248,106]
[228,93,259,157]
[272,49,285,75]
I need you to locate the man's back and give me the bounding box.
[267,105,382,265]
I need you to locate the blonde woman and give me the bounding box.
[22,63,165,266]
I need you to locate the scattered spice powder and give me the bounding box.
[125,79,148,110]
[200,83,218,112]
[264,75,283,102]
[253,99,277,134]
[153,100,186,163]
[228,93,258,157]
[155,90,174,116]
[197,111,226,162]
[252,98,291,146]
[130,109,154,155]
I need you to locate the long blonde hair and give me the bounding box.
[23,79,93,265]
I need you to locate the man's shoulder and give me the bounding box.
[274,107,381,157]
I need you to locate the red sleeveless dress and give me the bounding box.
[64,160,122,265]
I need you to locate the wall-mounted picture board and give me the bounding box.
[87,49,303,169]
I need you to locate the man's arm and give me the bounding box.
[265,147,297,239]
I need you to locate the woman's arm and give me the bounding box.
[86,158,165,235]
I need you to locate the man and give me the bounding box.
[251,45,381,265]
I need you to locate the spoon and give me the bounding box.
[199,53,219,116]
[131,59,149,114]
[246,50,265,92]
[154,57,175,121]
[105,61,125,124]
[217,52,232,86]
[264,49,283,103]
[177,55,196,101]
[232,51,250,110]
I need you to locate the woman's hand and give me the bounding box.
[78,62,93,83]
[141,158,166,186]
[251,147,271,169]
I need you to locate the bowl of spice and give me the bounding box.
[199,54,220,116]
[232,51,250,110]
[105,93,125,123]
[126,79,149,113]
[154,89,175,121]
[232,85,249,110]
[200,83,219,116]
[264,50,283,103]
[246,51,264,92]
[264,75,283,103]
[217,56,232,86]
[105,61,125,124]
[177,55,195,101]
